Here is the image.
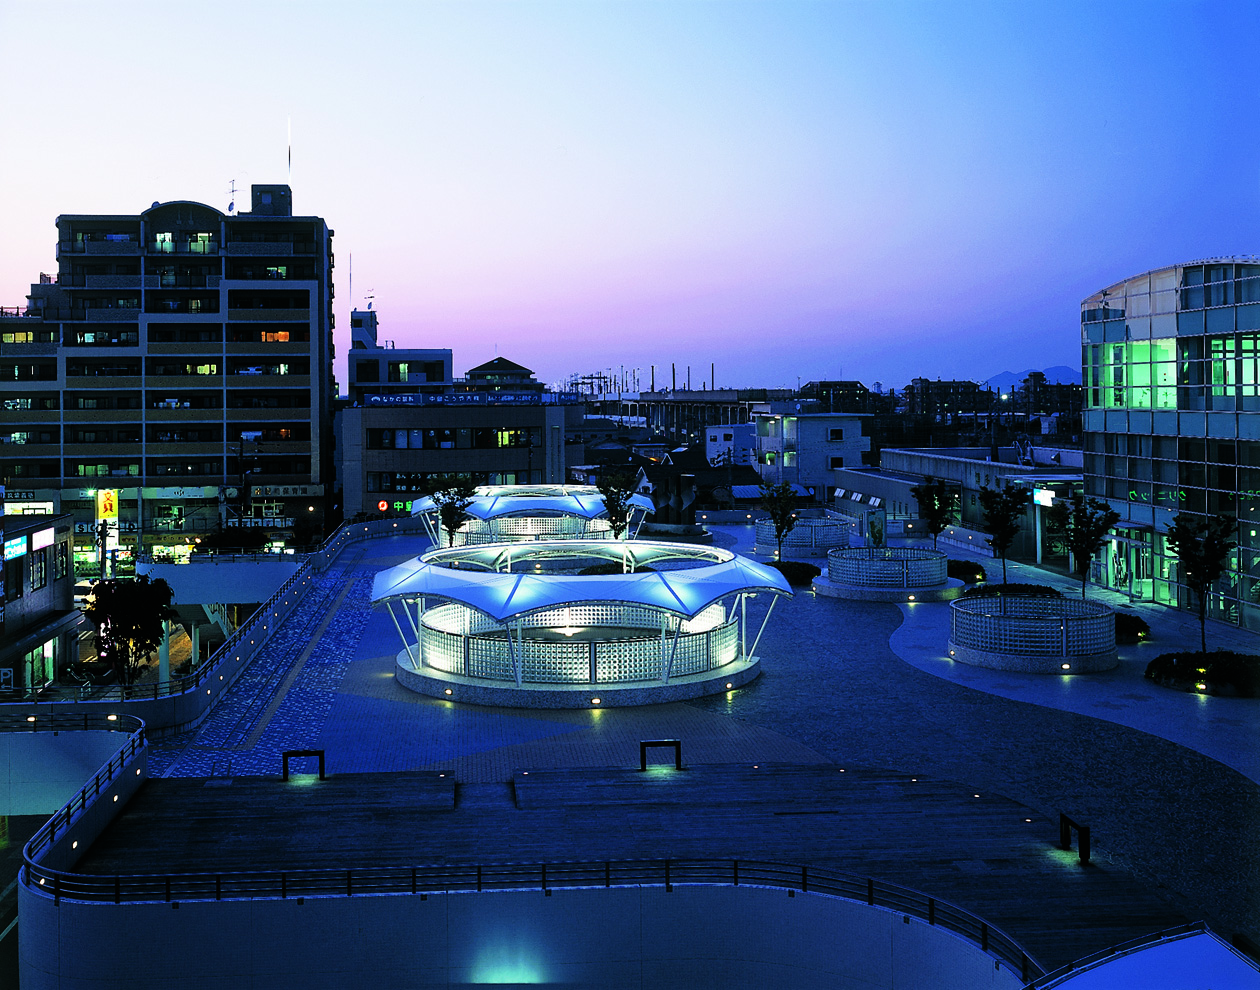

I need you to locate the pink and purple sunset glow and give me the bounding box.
[1,1,1255,390]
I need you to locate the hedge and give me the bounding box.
[1145,651,1259,698]
[767,560,822,586]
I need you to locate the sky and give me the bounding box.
[0,0,1256,392]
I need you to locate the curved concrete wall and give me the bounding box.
[0,731,129,816]
[22,883,1025,989]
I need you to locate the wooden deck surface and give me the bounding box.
[73,762,1189,971]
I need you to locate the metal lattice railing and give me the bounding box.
[949,597,1115,657]
[827,547,948,588]
[414,606,741,684]
[755,517,850,550]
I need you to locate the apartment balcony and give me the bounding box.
[145,407,224,422]
[0,339,58,356]
[55,274,144,289]
[144,375,224,389]
[56,240,141,257]
[226,375,310,389]
[147,342,227,356]
[144,442,224,457]
[63,443,142,458]
[64,408,142,422]
[0,442,60,458]
[225,341,310,355]
[227,308,311,322]
[84,308,141,322]
[225,408,308,421]
[147,241,219,256]
[143,275,221,289]
[64,375,142,390]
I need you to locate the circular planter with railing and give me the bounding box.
[947,596,1117,673]
[372,540,793,707]
[753,516,850,558]
[814,546,962,602]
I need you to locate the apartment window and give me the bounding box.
[828,428,845,441]
[55,541,67,580]
[828,456,845,469]
[5,558,22,601]
[30,548,47,591]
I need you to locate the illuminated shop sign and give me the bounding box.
[31,527,54,550]
[4,537,27,560]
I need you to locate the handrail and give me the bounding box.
[18,856,1042,980]
[50,517,426,703]
[19,713,145,867]
[1023,921,1223,988]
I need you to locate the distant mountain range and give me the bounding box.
[984,365,1081,389]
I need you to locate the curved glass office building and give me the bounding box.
[1081,257,1260,628]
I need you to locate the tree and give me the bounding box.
[908,476,957,550]
[596,470,637,540]
[431,480,478,547]
[977,483,1031,585]
[1164,513,1237,654]
[1047,494,1121,599]
[83,574,177,691]
[759,481,798,560]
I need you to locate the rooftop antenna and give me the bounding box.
[226,179,237,215]
[364,290,375,311]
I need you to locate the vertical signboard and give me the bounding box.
[97,488,120,574]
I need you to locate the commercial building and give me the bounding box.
[0,510,78,695]
[0,184,335,568]
[337,350,578,517]
[1081,257,1260,627]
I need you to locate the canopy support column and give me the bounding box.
[384,601,416,666]
[741,595,748,659]
[662,617,683,683]
[505,619,524,688]
[747,595,779,661]
[401,599,423,667]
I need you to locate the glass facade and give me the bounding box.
[1081,259,1260,629]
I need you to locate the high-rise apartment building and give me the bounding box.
[1081,257,1260,628]
[0,185,334,569]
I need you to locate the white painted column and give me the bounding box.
[191,624,200,669]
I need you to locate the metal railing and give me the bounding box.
[950,597,1115,658]
[828,546,948,588]
[755,517,849,550]
[18,713,145,866]
[47,516,426,703]
[19,855,1041,981]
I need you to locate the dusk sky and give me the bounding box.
[1,1,1256,391]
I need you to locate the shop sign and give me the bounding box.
[4,536,27,560]
[31,528,54,550]
[249,485,322,497]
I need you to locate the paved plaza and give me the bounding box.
[147,526,1260,947]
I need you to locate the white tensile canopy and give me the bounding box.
[410,484,655,522]
[372,542,791,622]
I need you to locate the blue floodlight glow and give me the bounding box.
[469,944,546,984]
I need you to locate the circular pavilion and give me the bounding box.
[814,546,962,602]
[372,540,792,707]
[411,484,654,546]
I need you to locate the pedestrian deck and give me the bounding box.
[74,763,1185,972]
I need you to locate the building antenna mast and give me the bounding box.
[226,179,237,215]
[287,115,292,183]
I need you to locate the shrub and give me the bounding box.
[1114,612,1151,645]
[767,560,822,586]
[578,562,655,575]
[1144,651,1260,698]
[947,559,986,584]
[959,583,1062,599]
